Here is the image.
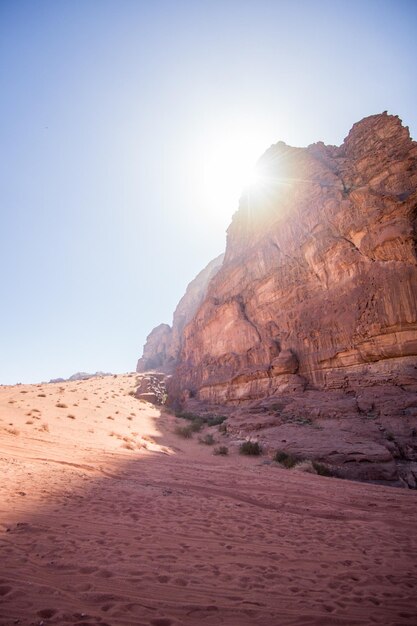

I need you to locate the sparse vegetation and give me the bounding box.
[175,425,194,438]
[293,460,316,474]
[239,441,262,456]
[206,415,227,427]
[213,445,229,456]
[189,419,204,432]
[199,433,215,445]
[175,410,227,428]
[40,422,49,432]
[312,461,333,476]
[273,450,299,468]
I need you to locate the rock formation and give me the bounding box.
[136,253,224,372]
[139,112,417,485]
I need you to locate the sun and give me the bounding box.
[197,126,271,223]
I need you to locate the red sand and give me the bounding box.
[1,374,417,625]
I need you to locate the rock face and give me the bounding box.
[136,254,224,373]
[162,112,417,485]
[137,113,417,484]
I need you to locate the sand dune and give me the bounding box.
[1,374,417,625]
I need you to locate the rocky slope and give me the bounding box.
[139,112,417,485]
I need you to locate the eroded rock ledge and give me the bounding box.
[138,112,417,485]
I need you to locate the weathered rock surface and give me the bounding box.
[136,254,224,372]
[135,372,167,405]
[142,113,417,484]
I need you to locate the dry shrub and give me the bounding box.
[274,451,299,468]
[40,423,49,432]
[213,445,229,456]
[67,414,76,419]
[199,433,215,445]
[26,420,34,425]
[292,460,317,474]
[239,441,262,456]
[175,425,193,439]
[37,393,46,398]
[56,402,68,409]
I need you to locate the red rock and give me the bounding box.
[140,113,417,484]
[136,254,224,373]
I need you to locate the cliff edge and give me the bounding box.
[139,112,417,485]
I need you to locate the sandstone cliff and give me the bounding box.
[163,112,417,485]
[136,253,224,372]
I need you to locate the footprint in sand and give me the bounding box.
[37,608,58,618]
[157,575,170,583]
[79,566,98,574]
[97,569,114,578]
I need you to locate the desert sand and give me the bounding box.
[1,373,417,626]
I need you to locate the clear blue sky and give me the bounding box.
[1,0,416,384]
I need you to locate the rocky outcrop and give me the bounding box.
[135,372,167,405]
[49,372,112,383]
[136,254,224,372]
[136,324,173,373]
[163,112,417,485]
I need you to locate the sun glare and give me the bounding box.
[198,126,271,222]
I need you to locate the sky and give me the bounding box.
[1,0,416,384]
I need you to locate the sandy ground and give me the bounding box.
[1,374,417,626]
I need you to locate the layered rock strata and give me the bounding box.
[139,113,417,484]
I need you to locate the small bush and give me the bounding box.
[199,433,215,446]
[37,393,46,397]
[40,422,49,432]
[175,411,226,429]
[239,441,262,456]
[274,451,298,468]
[67,414,76,420]
[206,415,227,427]
[56,402,68,409]
[189,419,204,432]
[218,422,228,434]
[293,460,316,474]
[213,445,229,456]
[312,461,333,476]
[175,425,193,438]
